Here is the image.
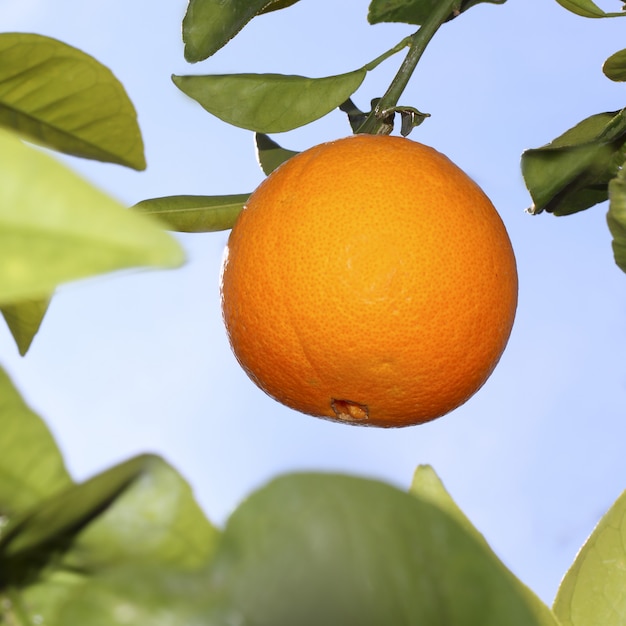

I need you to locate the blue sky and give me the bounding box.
[2,0,626,605]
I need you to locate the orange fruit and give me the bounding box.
[220,134,518,427]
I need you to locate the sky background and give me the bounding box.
[2,0,626,606]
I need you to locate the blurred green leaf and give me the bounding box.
[553,0,626,17]
[1,454,219,625]
[0,33,145,170]
[0,129,184,305]
[367,0,506,25]
[0,366,71,522]
[17,565,216,626]
[1,455,151,561]
[65,455,219,572]
[183,0,302,62]
[1,295,51,355]
[207,472,558,626]
[1,454,218,573]
[410,466,557,626]
[553,488,626,625]
[607,163,626,273]
[173,69,366,133]
[410,465,480,536]
[255,133,299,175]
[131,194,250,232]
[521,109,626,215]
[604,48,626,80]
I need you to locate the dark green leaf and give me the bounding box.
[0,129,184,305]
[183,0,302,63]
[1,295,51,355]
[521,110,626,215]
[131,194,249,232]
[339,98,371,133]
[0,366,71,521]
[254,133,299,175]
[207,473,558,626]
[553,0,626,17]
[0,33,145,170]
[553,487,626,625]
[607,164,626,273]
[172,69,366,133]
[367,0,506,26]
[604,48,626,81]
[260,0,302,14]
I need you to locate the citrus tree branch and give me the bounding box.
[357,0,461,135]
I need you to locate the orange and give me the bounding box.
[220,134,518,427]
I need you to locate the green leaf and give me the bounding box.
[1,295,51,355]
[0,129,184,306]
[1,455,219,625]
[1,454,218,573]
[367,0,506,26]
[410,466,557,626]
[131,194,249,232]
[0,366,71,521]
[0,33,145,170]
[521,110,626,216]
[11,564,217,626]
[260,0,302,14]
[64,455,219,572]
[254,133,299,175]
[553,487,626,625]
[604,48,626,81]
[183,0,303,63]
[553,0,626,18]
[172,69,366,134]
[607,164,626,273]
[16,565,216,626]
[207,473,558,625]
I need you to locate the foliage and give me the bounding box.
[520,3,626,273]
[1,0,626,623]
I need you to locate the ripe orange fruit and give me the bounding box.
[220,134,518,427]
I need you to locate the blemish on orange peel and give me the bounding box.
[331,399,369,422]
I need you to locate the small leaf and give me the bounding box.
[604,48,626,81]
[1,295,51,355]
[131,194,249,232]
[207,473,558,625]
[0,33,145,170]
[521,109,626,215]
[553,0,626,17]
[0,366,71,521]
[607,164,626,273]
[183,0,302,63]
[339,98,370,133]
[172,69,366,133]
[553,487,626,625]
[367,0,506,26]
[0,129,184,306]
[255,133,299,175]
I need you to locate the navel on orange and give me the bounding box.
[220,134,518,427]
